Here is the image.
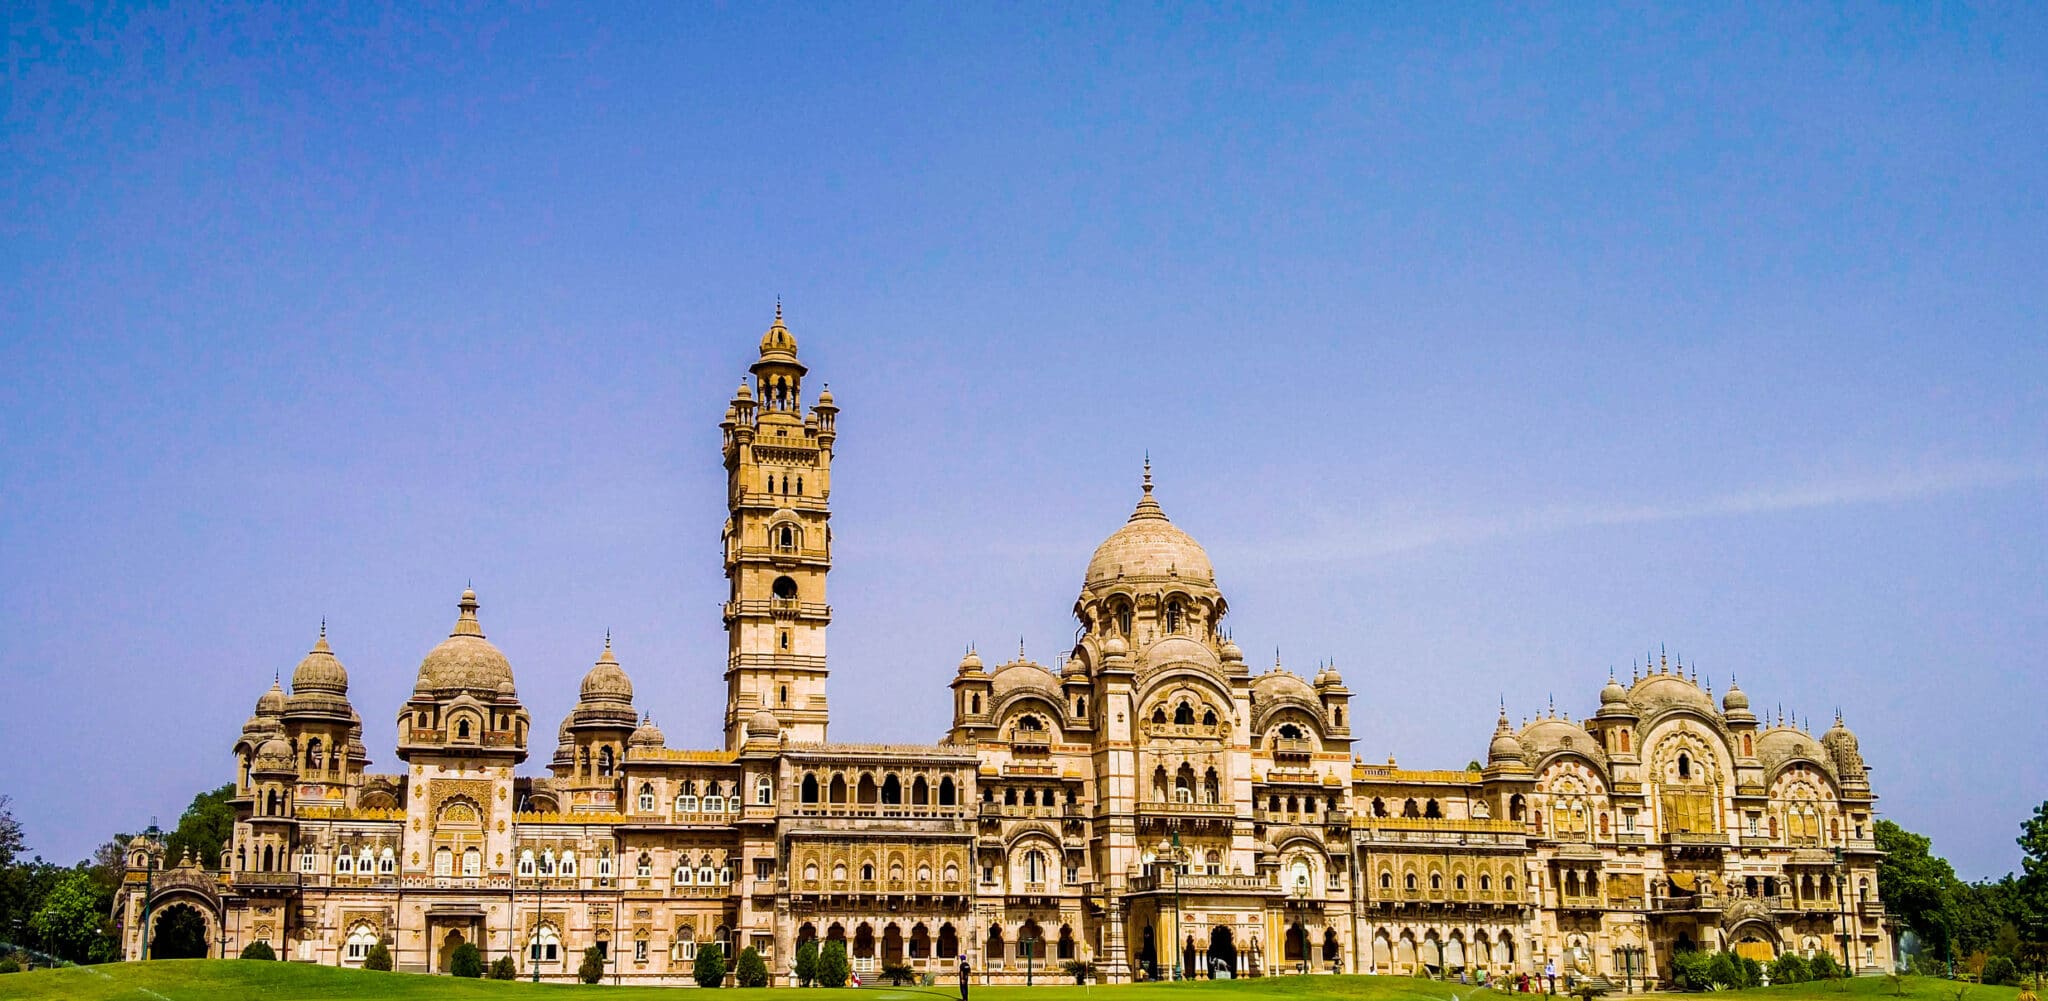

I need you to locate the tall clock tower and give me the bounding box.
[718,305,837,748]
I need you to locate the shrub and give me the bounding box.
[239,941,276,960]
[1984,956,2021,987]
[694,942,727,988]
[364,942,393,971]
[449,942,483,978]
[880,961,913,986]
[1707,951,1743,990]
[1671,950,1715,991]
[1573,981,1607,1000]
[490,955,518,979]
[579,945,606,984]
[817,940,851,988]
[1062,959,1093,984]
[0,958,20,974]
[795,938,820,987]
[1771,952,1812,984]
[1810,953,1843,980]
[736,946,769,988]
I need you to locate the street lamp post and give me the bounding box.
[1161,831,1190,982]
[1023,933,1037,987]
[1292,873,1310,976]
[138,819,162,961]
[1834,847,1851,974]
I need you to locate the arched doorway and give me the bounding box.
[1209,926,1237,978]
[1323,927,1341,968]
[1182,933,1197,981]
[150,903,211,959]
[1284,922,1308,966]
[883,924,904,965]
[1138,925,1157,980]
[438,928,468,973]
[1730,923,1778,963]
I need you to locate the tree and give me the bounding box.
[817,940,851,988]
[735,946,769,988]
[0,796,23,869]
[694,942,727,987]
[490,955,518,979]
[28,868,114,963]
[795,937,820,987]
[165,785,236,870]
[239,940,275,960]
[2019,800,2048,941]
[449,941,483,977]
[1983,955,2020,987]
[364,942,392,971]
[579,945,607,984]
[1877,820,1960,954]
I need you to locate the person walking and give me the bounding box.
[1545,960,1557,995]
[958,955,972,1001]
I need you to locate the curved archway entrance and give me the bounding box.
[1729,923,1778,963]
[1208,926,1237,978]
[438,928,468,974]
[150,903,211,959]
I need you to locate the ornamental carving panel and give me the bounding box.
[429,779,494,825]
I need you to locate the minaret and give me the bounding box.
[720,304,836,748]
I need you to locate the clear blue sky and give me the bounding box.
[2,4,2042,879]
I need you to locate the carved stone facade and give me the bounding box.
[118,311,1892,984]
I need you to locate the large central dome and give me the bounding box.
[1084,464,1215,587]
[414,588,516,695]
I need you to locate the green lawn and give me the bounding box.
[0,964,2026,1001]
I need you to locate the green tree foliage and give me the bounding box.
[795,937,820,987]
[29,868,115,963]
[0,956,20,974]
[735,946,769,988]
[364,942,392,971]
[165,784,237,870]
[0,796,23,870]
[694,942,727,987]
[490,955,518,979]
[579,945,606,984]
[1878,819,1961,953]
[1669,950,1715,991]
[1983,955,2020,986]
[449,941,483,977]
[1809,953,1843,979]
[239,940,275,960]
[2019,800,2048,941]
[817,939,851,988]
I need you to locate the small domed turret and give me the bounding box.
[629,715,666,749]
[746,709,781,740]
[1488,712,1527,766]
[958,647,984,675]
[1723,682,1751,713]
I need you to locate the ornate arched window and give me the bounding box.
[637,783,655,813]
[757,775,774,805]
[345,923,379,963]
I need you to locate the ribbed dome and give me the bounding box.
[1723,682,1751,712]
[254,679,286,717]
[1489,714,1527,764]
[1085,464,1214,586]
[580,637,634,702]
[759,303,798,358]
[252,736,296,772]
[414,588,517,696]
[290,625,349,693]
[1601,677,1628,705]
[629,715,666,748]
[746,709,781,739]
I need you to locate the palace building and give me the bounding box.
[117,310,1894,984]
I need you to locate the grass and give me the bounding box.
[0,964,2029,1001]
